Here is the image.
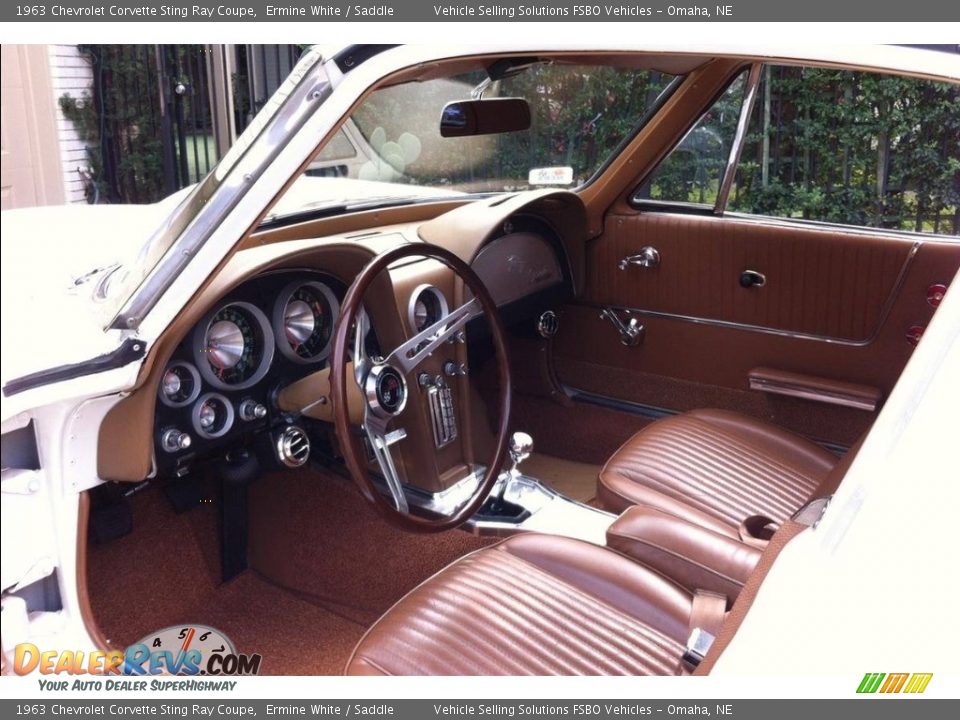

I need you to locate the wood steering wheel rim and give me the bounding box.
[330,243,512,533]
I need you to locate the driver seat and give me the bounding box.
[345,533,714,675]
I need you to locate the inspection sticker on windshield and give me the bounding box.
[528,167,574,186]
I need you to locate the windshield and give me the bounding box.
[268,62,676,220]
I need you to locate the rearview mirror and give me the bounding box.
[440,98,531,138]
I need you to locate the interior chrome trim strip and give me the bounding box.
[564,387,675,420]
[715,63,762,215]
[563,385,853,455]
[369,466,615,546]
[747,377,879,412]
[585,241,918,347]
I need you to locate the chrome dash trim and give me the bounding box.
[588,241,919,348]
[747,377,879,412]
[715,63,762,215]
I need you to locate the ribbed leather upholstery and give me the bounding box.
[598,409,838,537]
[345,534,692,676]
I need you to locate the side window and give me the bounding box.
[634,71,747,207]
[730,66,960,236]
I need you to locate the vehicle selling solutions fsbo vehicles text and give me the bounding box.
[431,5,730,18]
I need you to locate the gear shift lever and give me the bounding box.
[508,432,533,474]
[491,432,533,509]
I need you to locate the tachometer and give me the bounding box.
[194,302,274,390]
[273,281,340,363]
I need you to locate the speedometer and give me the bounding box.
[273,281,340,363]
[193,302,274,390]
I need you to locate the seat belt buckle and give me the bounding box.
[681,627,715,671]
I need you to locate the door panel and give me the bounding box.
[588,212,916,342]
[554,212,959,447]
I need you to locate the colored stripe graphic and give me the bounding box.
[857,672,932,694]
[857,673,885,693]
[903,673,933,694]
[880,673,909,693]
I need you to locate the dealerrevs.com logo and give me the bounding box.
[14,624,262,678]
[857,672,933,694]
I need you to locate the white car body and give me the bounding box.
[1,43,958,686]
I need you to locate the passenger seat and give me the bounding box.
[597,409,858,539]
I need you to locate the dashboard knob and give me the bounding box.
[161,429,192,453]
[444,361,468,377]
[239,399,267,422]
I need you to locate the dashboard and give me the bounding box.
[153,269,352,475]
[99,190,587,487]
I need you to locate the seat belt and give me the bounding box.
[680,589,726,672]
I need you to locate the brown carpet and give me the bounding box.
[86,468,495,675]
[247,468,496,624]
[521,453,601,503]
[511,393,654,465]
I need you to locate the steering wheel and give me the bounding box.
[330,243,512,532]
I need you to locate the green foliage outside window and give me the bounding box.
[731,67,959,235]
[641,66,959,236]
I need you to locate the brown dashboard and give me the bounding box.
[96,190,587,491]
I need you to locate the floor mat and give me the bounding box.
[247,468,496,624]
[521,453,601,503]
[86,468,496,675]
[184,572,367,676]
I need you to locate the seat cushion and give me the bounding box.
[597,409,838,538]
[345,533,693,675]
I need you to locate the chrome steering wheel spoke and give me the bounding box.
[385,297,482,375]
[330,243,511,533]
[363,417,409,514]
[353,310,412,514]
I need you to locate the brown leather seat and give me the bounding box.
[345,533,699,675]
[598,409,839,538]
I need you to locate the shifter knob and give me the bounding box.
[509,432,533,471]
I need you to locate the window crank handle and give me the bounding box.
[600,308,645,347]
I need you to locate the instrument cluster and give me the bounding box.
[153,270,347,473]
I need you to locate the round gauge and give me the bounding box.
[158,362,201,408]
[408,285,449,334]
[273,281,340,363]
[191,393,235,439]
[194,302,274,390]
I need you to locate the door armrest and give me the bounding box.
[748,367,882,412]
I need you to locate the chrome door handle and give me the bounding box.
[600,307,644,347]
[618,246,660,270]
